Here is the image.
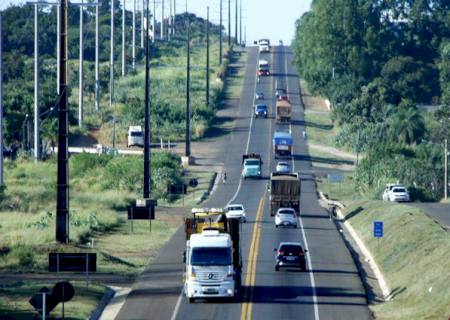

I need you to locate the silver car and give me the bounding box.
[275,208,297,228]
[275,161,290,173]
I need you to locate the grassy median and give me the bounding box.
[341,200,450,319]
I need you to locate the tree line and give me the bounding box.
[293,0,450,199]
[1,0,222,147]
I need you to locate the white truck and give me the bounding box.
[127,126,144,147]
[184,208,242,302]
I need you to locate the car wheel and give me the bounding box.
[275,265,279,271]
[188,298,195,303]
[275,225,278,228]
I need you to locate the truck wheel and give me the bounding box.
[188,298,195,303]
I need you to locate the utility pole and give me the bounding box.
[173,0,175,35]
[161,0,164,40]
[34,3,40,161]
[152,0,155,43]
[185,0,191,158]
[74,1,99,126]
[168,0,172,40]
[79,0,84,127]
[0,12,3,188]
[244,25,246,46]
[219,0,222,65]
[95,1,99,111]
[141,0,144,48]
[445,139,448,200]
[143,0,151,198]
[227,0,230,48]
[56,0,69,243]
[239,0,242,45]
[122,0,126,77]
[132,0,136,70]
[111,0,116,148]
[206,6,209,109]
[235,0,237,45]
[56,3,60,94]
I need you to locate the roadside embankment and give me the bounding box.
[338,200,450,319]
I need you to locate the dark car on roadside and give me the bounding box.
[274,242,307,271]
[254,104,268,118]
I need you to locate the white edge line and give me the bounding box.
[169,47,259,320]
[285,43,320,320]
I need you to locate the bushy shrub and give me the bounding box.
[14,245,35,268]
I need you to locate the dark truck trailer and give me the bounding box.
[269,173,301,216]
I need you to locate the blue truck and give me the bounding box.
[273,131,293,159]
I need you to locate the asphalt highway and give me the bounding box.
[116,46,371,320]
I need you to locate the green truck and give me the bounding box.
[242,153,263,179]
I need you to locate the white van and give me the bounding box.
[127,126,144,147]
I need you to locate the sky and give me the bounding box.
[0,0,312,45]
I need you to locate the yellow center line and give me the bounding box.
[241,196,265,320]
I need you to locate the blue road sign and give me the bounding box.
[374,221,383,238]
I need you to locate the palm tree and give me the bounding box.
[388,106,426,145]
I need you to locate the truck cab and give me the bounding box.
[242,153,263,179]
[184,209,242,302]
[127,126,144,147]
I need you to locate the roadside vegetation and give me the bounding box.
[293,0,450,201]
[342,201,450,319]
[0,282,106,320]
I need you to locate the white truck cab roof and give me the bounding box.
[189,230,231,248]
[128,126,143,133]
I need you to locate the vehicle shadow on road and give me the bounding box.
[240,285,367,305]
[293,154,354,166]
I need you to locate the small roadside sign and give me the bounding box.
[374,221,383,238]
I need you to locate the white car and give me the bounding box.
[275,208,297,228]
[224,204,246,222]
[259,44,270,53]
[276,161,290,173]
[382,184,410,202]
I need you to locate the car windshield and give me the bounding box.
[228,206,243,211]
[190,247,232,266]
[130,132,143,137]
[279,210,294,215]
[393,188,406,193]
[256,105,267,111]
[280,245,304,255]
[278,162,288,167]
[245,160,260,166]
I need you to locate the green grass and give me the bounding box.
[316,174,362,204]
[304,110,337,148]
[0,281,106,320]
[342,200,450,319]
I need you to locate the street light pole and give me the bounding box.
[152,0,155,43]
[227,0,230,48]
[239,0,242,45]
[219,0,222,65]
[445,139,448,200]
[56,2,60,95]
[0,12,3,188]
[161,0,164,40]
[56,0,69,243]
[132,0,136,70]
[122,0,126,77]
[34,3,40,161]
[95,2,99,111]
[185,0,190,158]
[79,0,84,127]
[235,0,237,45]
[206,6,209,109]
[143,0,151,198]
[141,0,144,48]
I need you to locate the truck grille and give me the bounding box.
[196,271,225,282]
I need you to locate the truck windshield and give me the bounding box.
[245,160,260,166]
[191,247,232,266]
[130,132,143,137]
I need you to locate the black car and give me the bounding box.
[274,242,307,271]
[254,104,268,118]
